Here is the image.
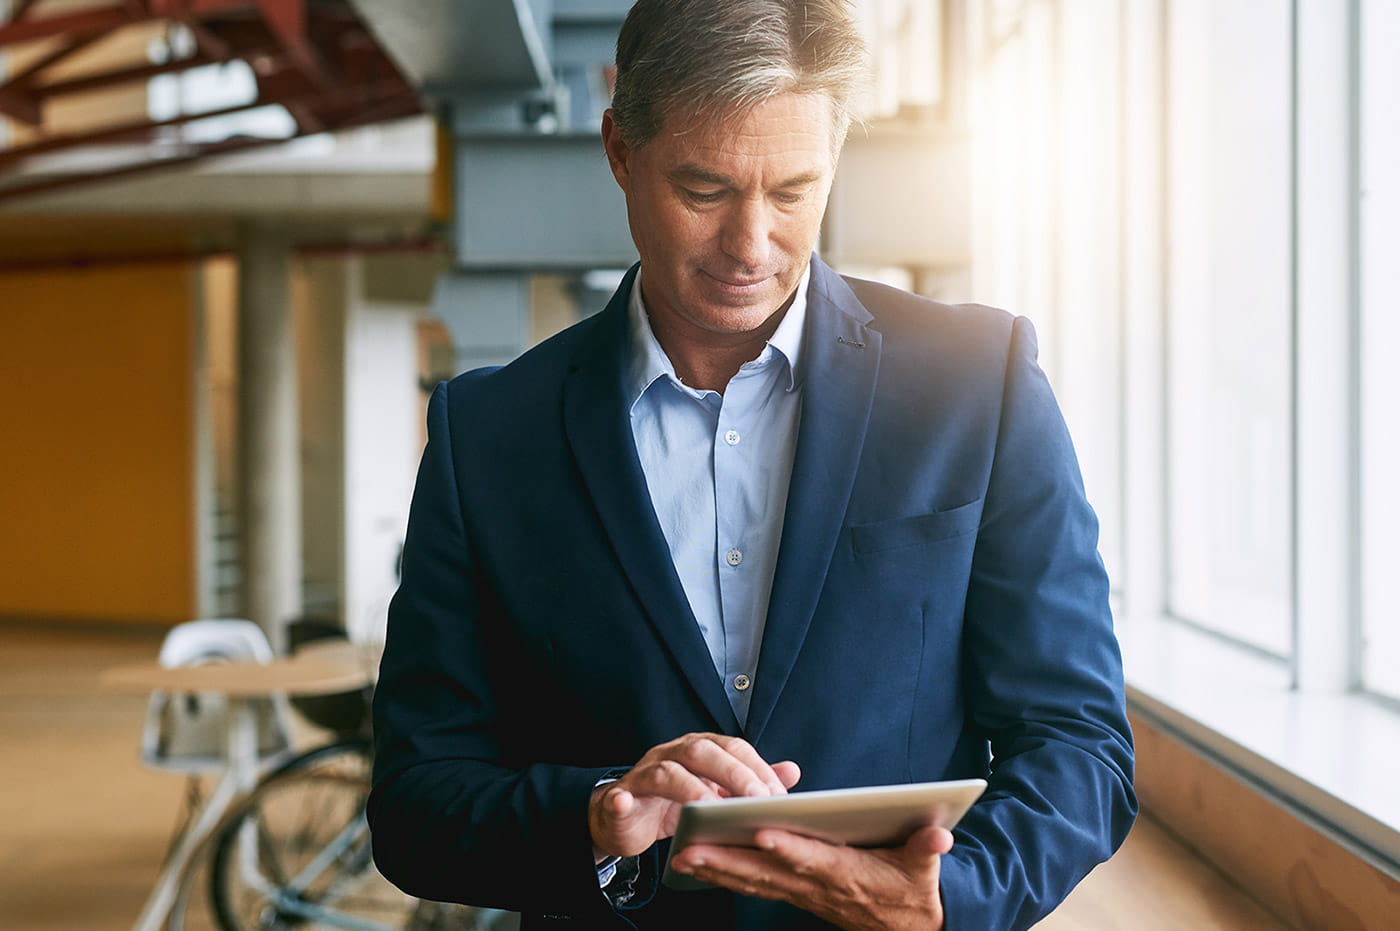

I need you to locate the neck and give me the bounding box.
[648,306,788,394]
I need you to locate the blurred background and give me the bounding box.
[1,1,1396,929]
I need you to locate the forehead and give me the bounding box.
[647,92,838,176]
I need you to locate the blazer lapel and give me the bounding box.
[562,268,742,736]
[746,261,881,743]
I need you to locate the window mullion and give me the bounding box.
[1291,0,1360,693]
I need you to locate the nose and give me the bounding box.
[720,196,773,270]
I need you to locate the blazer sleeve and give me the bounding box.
[367,381,629,923]
[938,316,1137,930]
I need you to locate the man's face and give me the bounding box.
[602,93,838,339]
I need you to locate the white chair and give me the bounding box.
[140,618,294,773]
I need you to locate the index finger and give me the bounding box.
[708,735,791,796]
[636,734,784,800]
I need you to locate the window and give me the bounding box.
[961,0,1400,858]
[1359,0,1400,701]
[1163,0,1294,658]
[965,0,1125,586]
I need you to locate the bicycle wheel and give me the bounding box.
[266,737,374,782]
[208,742,414,931]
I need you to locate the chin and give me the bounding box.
[692,306,781,335]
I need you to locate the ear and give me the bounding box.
[601,109,632,189]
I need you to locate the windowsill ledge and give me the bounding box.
[1119,615,1400,873]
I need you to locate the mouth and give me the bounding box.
[701,270,772,297]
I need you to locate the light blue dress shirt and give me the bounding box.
[625,267,808,727]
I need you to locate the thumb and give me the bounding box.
[604,785,638,822]
[591,786,655,858]
[773,760,802,790]
[906,825,955,859]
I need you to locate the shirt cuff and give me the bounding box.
[597,856,621,887]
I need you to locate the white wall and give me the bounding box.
[343,259,424,644]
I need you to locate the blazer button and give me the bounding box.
[733,674,751,691]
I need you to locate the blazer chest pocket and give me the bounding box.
[850,499,983,555]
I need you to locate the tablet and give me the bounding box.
[662,777,986,890]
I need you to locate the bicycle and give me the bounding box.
[197,635,514,931]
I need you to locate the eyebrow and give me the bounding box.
[667,164,824,190]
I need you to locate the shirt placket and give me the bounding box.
[713,365,766,724]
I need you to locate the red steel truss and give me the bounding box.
[0,0,423,202]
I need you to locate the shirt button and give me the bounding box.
[733,674,751,691]
[725,549,743,567]
[724,429,741,446]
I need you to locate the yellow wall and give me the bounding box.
[0,262,197,624]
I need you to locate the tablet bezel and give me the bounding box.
[661,777,987,890]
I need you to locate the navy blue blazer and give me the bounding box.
[369,258,1136,930]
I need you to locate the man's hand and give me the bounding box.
[589,732,801,860]
[668,824,955,931]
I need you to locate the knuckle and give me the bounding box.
[677,740,712,767]
[657,735,689,756]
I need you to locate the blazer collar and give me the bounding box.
[745,257,881,743]
[562,265,743,735]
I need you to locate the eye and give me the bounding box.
[773,191,806,206]
[683,188,726,204]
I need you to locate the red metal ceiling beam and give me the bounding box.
[6,0,46,22]
[3,5,367,101]
[254,0,302,53]
[146,0,249,16]
[0,31,105,124]
[0,86,40,124]
[0,1,425,203]
[0,94,304,167]
[173,13,234,61]
[0,5,147,46]
[254,0,336,94]
[26,52,219,98]
[0,89,422,203]
[0,68,415,169]
[0,0,252,46]
[28,15,295,98]
[281,100,322,133]
[2,30,104,86]
[325,89,419,126]
[0,133,302,201]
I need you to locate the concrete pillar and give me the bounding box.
[237,222,302,650]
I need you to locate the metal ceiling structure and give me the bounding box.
[348,0,553,95]
[0,0,423,202]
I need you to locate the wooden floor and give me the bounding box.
[0,623,1290,930]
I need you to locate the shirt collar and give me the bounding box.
[626,264,810,409]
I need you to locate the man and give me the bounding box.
[368,1,1136,928]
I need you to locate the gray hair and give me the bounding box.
[610,0,869,153]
